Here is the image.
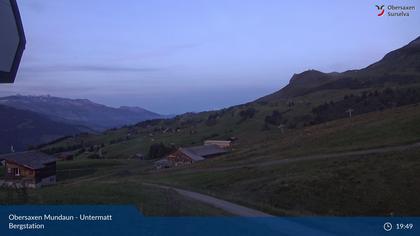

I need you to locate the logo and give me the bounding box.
[375,4,416,17]
[376,5,385,16]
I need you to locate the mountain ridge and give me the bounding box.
[258,36,420,101]
[0,95,164,131]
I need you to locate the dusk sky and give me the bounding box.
[1,0,419,114]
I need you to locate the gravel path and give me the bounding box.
[144,183,273,217]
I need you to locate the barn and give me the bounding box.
[0,151,57,188]
[163,144,228,167]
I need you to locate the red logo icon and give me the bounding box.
[376,5,385,16]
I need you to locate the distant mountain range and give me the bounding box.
[0,95,163,131]
[259,36,420,101]
[0,95,164,153]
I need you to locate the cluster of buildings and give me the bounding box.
[155,140,232,169]
[0,140,233,188]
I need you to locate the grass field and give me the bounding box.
[146,149,420,216]
[42,85,420,163]
[4,143,418,216]
[3,101,420,216]
[163,104,420,171]
[137,105,420,215]
[41,87,375,160]
[0,159,229,216]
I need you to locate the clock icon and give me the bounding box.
[384,222,393,232]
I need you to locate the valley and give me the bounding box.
[0,96,164,153]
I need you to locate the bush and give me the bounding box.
[148,143,174,159]
[265,110,283,126]
[239,108,257,120]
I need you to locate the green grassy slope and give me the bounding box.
[41,85,420,162]
[139,105,420,215]
[0,159,229,216]
[147,149,420,216]
[7,104,418,216]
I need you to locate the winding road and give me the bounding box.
[144,183,272,217]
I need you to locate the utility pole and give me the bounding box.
[278,124,285,134]
[98,148,103,158]
[346,108,354,119]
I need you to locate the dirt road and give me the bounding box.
[144,183,273,217]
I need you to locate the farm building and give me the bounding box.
[204,140,232,149]
[156,144,228,169]
[0,151,57,188]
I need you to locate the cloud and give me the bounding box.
[20,64,160,73]
[117,43,200,61]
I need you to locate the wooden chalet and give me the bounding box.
[0,151,57,188]
[162,144,228,168]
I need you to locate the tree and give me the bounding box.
[148,143,174,159]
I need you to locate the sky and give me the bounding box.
[1,0,419,114]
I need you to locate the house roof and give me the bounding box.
[180,144,227,161]
[0,151,56,170]
[178,148,205,161]
[204,140,232,144]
